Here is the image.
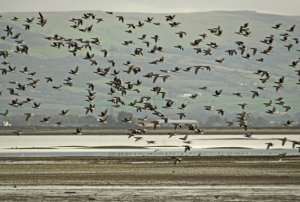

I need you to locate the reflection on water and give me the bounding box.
[0,134,299,157]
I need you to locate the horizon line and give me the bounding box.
[0,9,299,17]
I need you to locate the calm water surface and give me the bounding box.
[0,134,299,157]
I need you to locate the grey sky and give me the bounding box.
[0,0,299,15]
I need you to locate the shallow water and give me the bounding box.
[0,134,299,157]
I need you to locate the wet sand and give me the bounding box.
[1,185,300,202]
[0,156,300,201]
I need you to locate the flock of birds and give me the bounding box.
[0,11,300,157]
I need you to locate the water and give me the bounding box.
[0,134,299,157]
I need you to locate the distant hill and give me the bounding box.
[0,10,299,126]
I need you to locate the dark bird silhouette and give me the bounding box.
[52,85,63,90]
[289,60,299,68]
[261,46,273,55]
[238,103,247,110]
[278,137,288,146]
[283,120,293,127]
[122,116,133,123]
[177,112,186,119]
[244,131,253,138]
[285,43,293,51]
[286,24,296,32]
[216,109,224,116]
[215,58,225,63]
[134,136,143,142]
[11,16,19,21]
[168,133,177,138]
[32,102,41,109]
[136,21,144,28]
[204,105,213,111]
[151,35,159,43]
[227,121,234,127]
[85,104,95,114]
[74,128,82,135]
[69,66,79,75]
[266,107,278,114]
[116,15,124,23]
[127,23,135,29]
[283,105,292,112]
[23,24,31,30]
[292,37,299,44]
[184,145,191,152]
[272,23,281,29]
[13,130,22,136]
[175,31,186,38]
[173,157,182,166]
[189,94,199,99]
[37,12,47,27]
[178,103,187,110]
[194,128,204,134]
[251,90,259,99]
[290,140,300,149]
[199,86,208,91]
[40,116,51,123]
[173,123,182,130]
[26,17,35,23]
[80,25,93,32]
[274,76,285,91]
[213,90,222,97]
[60,109,69,116]
[24,113,33,121]
[0,109,8,116]
[4,26,13,36]
[179,134,188,141]
[266,142,274,150]
[45,77,54,83]
[233,92,243,98]
[256,58,264,62]
[165,15,176,21]
[145,17,154,23]
[226,49,237,56]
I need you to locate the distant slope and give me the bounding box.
[0,10,299,126]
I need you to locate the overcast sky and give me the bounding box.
[0,0,299,15]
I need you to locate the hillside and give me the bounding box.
[0,10,299,126]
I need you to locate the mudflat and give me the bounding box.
[0,156,300,201]
[0,156,300,186]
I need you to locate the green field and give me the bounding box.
[0,10,300,127]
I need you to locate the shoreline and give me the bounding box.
[1,128,300,136]
[0,155,299,160]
